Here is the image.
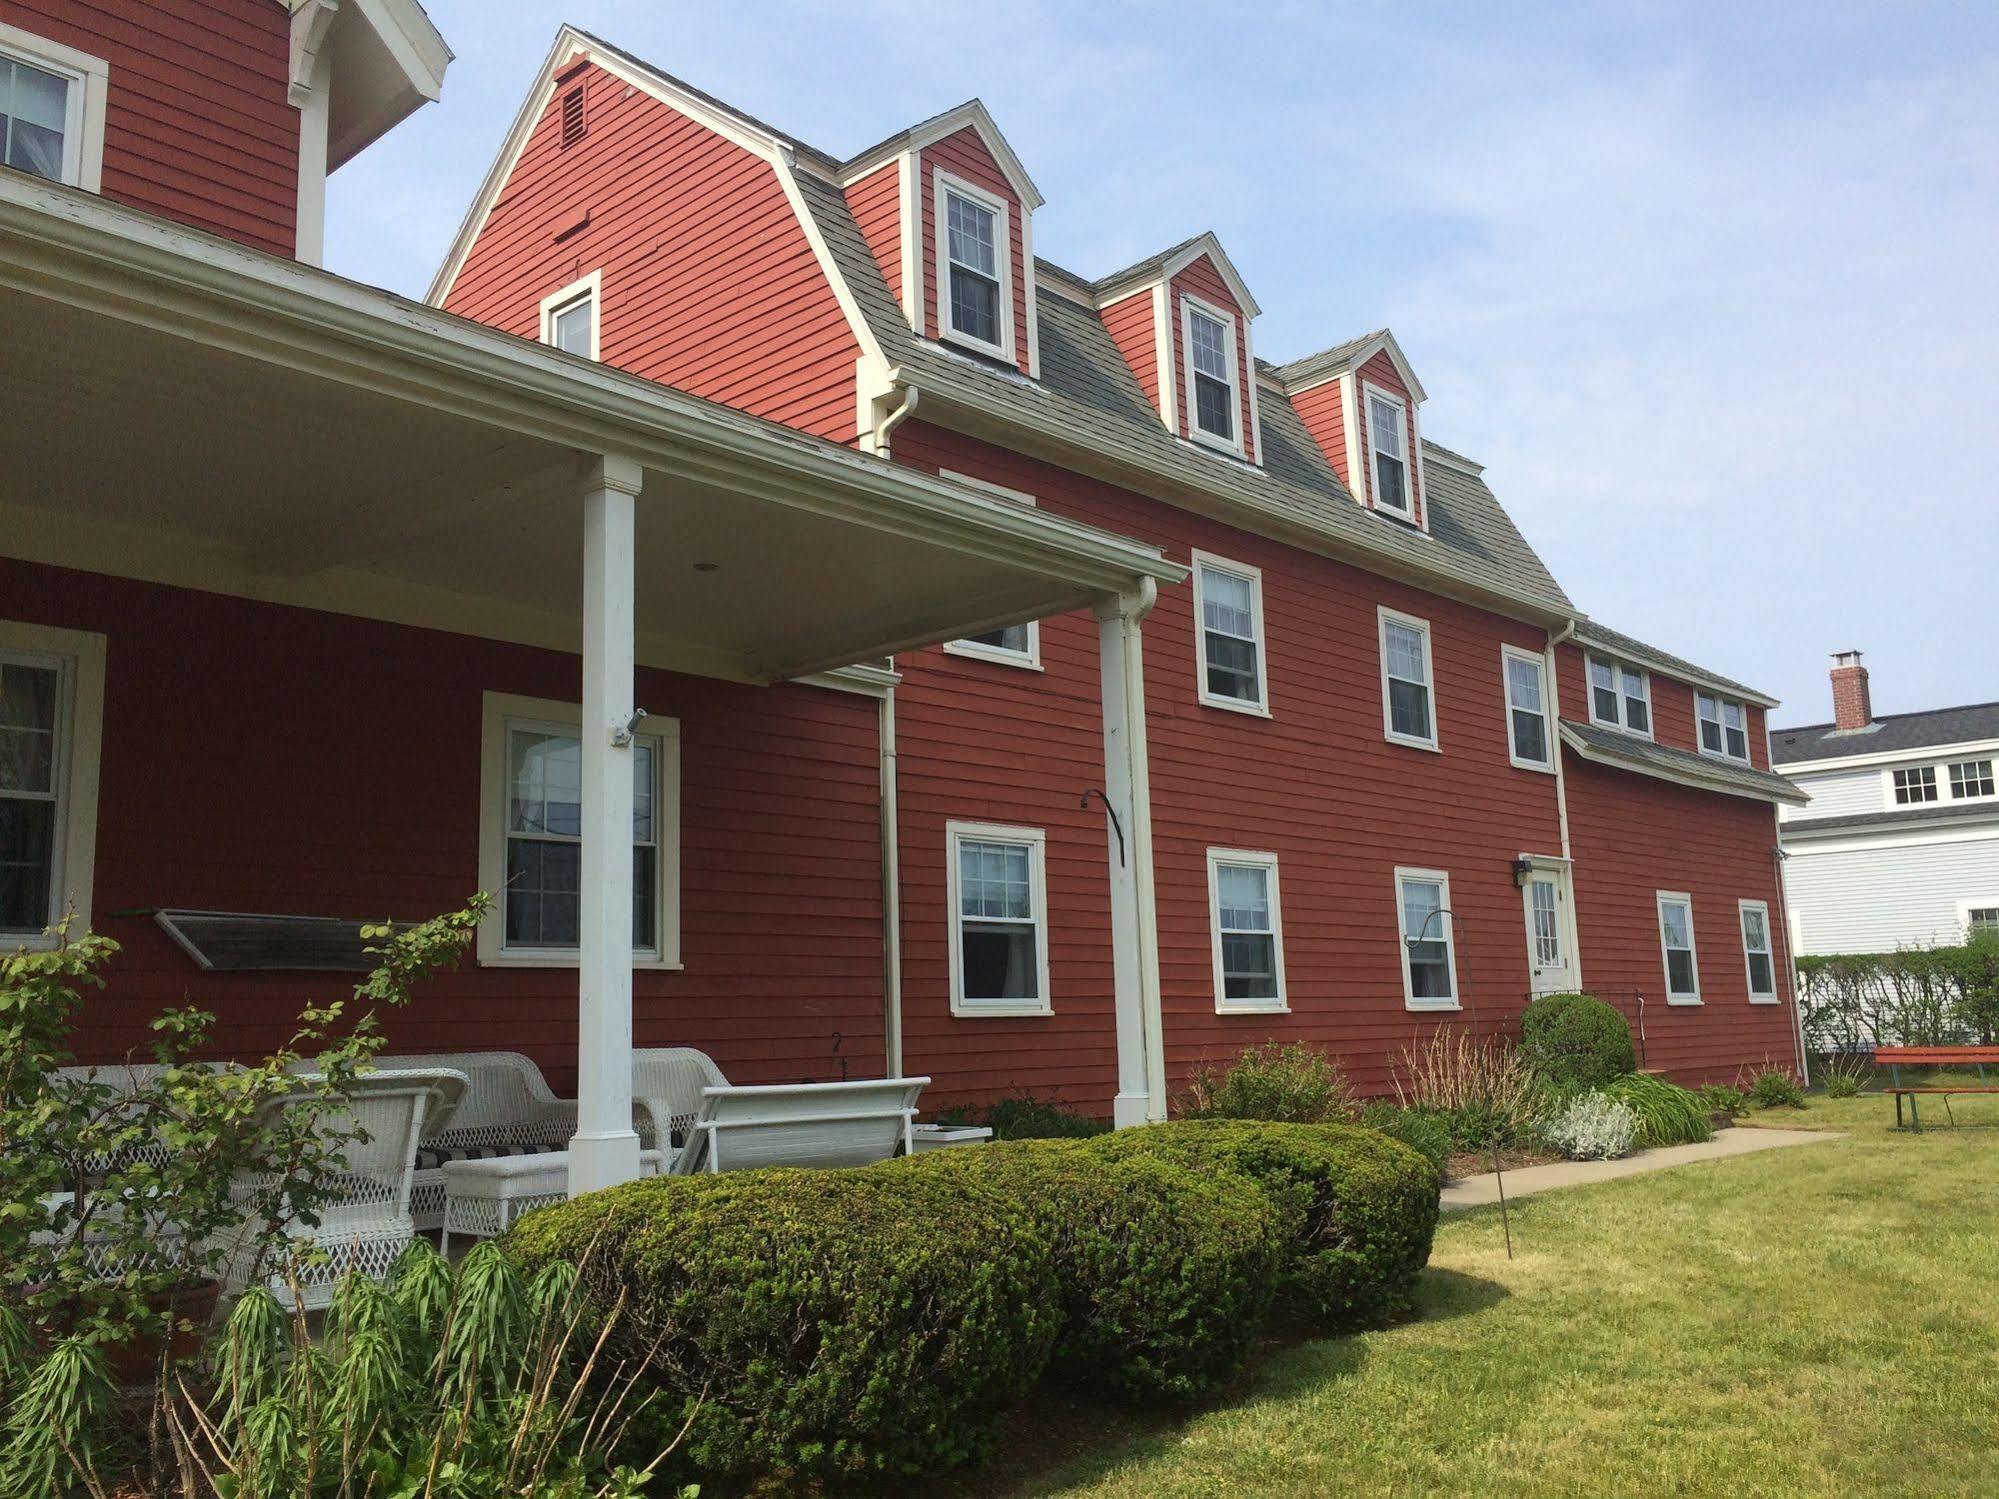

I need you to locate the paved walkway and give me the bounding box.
[1441,1127,1837,1211]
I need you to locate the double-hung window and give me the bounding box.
[477,692,680,967]
[1180,297,1240,453]
[1587,655,1652,737]
[1657,891,1700,1003]
[947,821,1050,1015]
[1365,388,1412,518]
[1396,868,1458,1009]
[1892,766,1938,805]
[1696,693,1750,762]
[0,26,107,191]
[539,271,600,359]
[0,622,104,947]
[1193,554,1268,713]
[1207,849,1286,1012]
[942,473,1041,668]
[936,173,1011,359]
[1502,645,1552,770]
[1739,900,1777,1002]
[1948,760,1995,800]
[1378,608,1437,750]
[1965,904,1999,937]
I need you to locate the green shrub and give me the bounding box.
[1818,1052,1868,1098]
[507,1166,1057,1485]
[937,1093,1108,1139]
[1602,1075,1714,1147]
[1358,1102,1454,1177]
[1181,1041,1357,1124]
[901,1139,1279,1403]
[1747,1067,1807,1109]
[1519,993,1636,1089]
[1698,1083,1747,1118]
[1089,1120,1440,1331]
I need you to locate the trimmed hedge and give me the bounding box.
[505,1167,1057,1485]
[1358,1102,1454,1177]
[1520,993,1636,1089]
[1602,1074,1713,1147]
[1089,1120,1440,1330]
[900,1138,1280,1403]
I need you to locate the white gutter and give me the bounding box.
[1547,617,1578,863]
[879,683,904,1077]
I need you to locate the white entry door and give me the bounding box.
[1523,866,1579,997]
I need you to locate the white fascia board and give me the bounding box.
[1569,630,1780,710]
[1556,722,1806,805]
[1161,232,1261,319]
[1773,735,1999,774]
[842,100,1044,210]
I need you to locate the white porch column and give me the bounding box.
[1095,583,1167,1127]
[569,453,647,1195]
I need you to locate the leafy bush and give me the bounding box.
[936,1093,1108,1139]
[1090,1120,1440,1331]
[1602,1075,1714,1147]
[1698,1083,1747,1118]
[1746,1067,1807,1109]
[1539,1091,1639,1161]
[1796,934,1999,1051]
[1519,993,1635,1089]
[1392,1028,1546,1148]
[1818,1052,1868,1098]
[901,1139,1279,1403]
[507,1166,1058,1485]
[1357,1102,1453,1177]
[1181,1041,1358,1124]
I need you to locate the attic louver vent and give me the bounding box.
[560,85,586,147]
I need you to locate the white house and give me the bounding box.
[1774,652,1999,955]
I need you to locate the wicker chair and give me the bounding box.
[630,1047,729,1154]
[371,1051,578,1228]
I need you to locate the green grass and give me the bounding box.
[979,1095,1999,1498]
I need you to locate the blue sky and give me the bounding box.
[328,2,1999,725]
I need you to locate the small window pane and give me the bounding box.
[946,193,997,276]
[1369,395,1403,459]
[1188,310,1229,381]
[2,58,70,181]
[961,624,1031,655]
[1590,659,1618,723]
[948,264,1000,346]
[962,924,1038,999]
[959,840,1031,920]
[1667,948,1696,994]
[0,796,56,932]
[1216,864,1270,931]
[1389,679,1431,741]
[550,295,593,357]
[1220,933,1278,999]
[1661,901,1691,949]
[1894,767,1938,804]
[1194,374,1234,440]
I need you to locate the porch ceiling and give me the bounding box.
[0,176,1180,684]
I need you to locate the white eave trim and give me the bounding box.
[838,100,1044,210]
[1770,733,1999,775]
[1557,722,1807,806]
[1569,629,1779,709]
[1278,328,1427,404]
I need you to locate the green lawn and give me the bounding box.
[990,1094,1999,1497]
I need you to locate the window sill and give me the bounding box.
[1199,694,1273,719]
[3,931,59,952]
[942,640,1043,671]
[1385,731,1442,754]
[1405,999,1462,1013]
[1188,427,1247,461]
[480,952,685,971]
[1509,756,1558,775]
[1747,995,1780,1006]
[1216,1000,1289,1016]
[1589,718,1656,743]
[1664,994,1703,1007]
[938,326,1014,365]
[950,1001,1054,1019]
[1697,747,1753,767]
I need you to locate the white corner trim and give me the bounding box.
[1339,371,1362,499]
[1151,282,1177,431]
[0,619,105,947]
[930,166,1016,363]
[1206,846,1288,1014]
[1178,291,1246,458]
[1378,605,1441,752]
[1191,550,1272,717]
[945,819,1052,1017]
[1738,897,1779,1003]
[1395,865,1461,1011]
[896,150,921,327]
[1656,889,1701,1004]
[0,21,109,195]
[538,268,601,358]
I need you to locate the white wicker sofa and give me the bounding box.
[371,1051,577,1229]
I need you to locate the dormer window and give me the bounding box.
[1366,388,1411,518]
[1181,297,1241,454]
[935,172,1013,360]
[1696,693,1750,762]
[1587,655,1652,737]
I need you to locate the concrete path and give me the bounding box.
[1441,1127,1837,1211]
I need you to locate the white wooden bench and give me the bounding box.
[672,1076,931,1174]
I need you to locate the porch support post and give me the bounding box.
[1096,582,1167,1127]
[569,453,647,1196]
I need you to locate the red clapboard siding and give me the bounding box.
[1100,289,1161,417]
[1290,380,1351,492]
[2,557,887,1091]
[1354,349,1423,525]
[843,158,902,311]
[1,0,297,255]
[441,61,862,445]
[919,127,1031,376]
[890,420,1567,1107]
[1561,753,1797,1083]
[1556,641,1757,762]
[1169,255,1256,462]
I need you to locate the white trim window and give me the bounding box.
[1739,899,1777,1003]
[477,691,681,968]
[1657,891,1700,1004]
[1502,645,1552,771]
[1891,766,1938,805]
[1947,759,1995,800]
[940,472,1041,669]
[1180,295,1242,455]
[1696,693,1750,762]
[947,821,1050,1016]
[1396,867,1458,1009]
[0,23,110,192]
[1587,654,1653,738]
[934,170,1014,360]
[0,621,105,946]
[1378,607,1438,750]
[539,270,601,360]
[1363,384,1413,519]
[1192,553,1269,715]
[1961,899,1999,938]
[1207,848,1286,1012]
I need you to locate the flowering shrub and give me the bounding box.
[1539,1091,1638,1161]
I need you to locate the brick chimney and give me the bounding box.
[1830,650,1873,730]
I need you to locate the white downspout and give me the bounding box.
[1546,617,1579,863]
[879,684,904,1077]
[867,381,919,457]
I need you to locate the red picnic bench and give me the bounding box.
[1873,1046,1999,1130]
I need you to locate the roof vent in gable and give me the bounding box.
[560,85,587,148]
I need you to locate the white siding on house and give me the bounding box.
[1780,766,1886,822]
[1785,829,1999,954]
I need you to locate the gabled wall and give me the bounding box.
[1353,349,1424,526]
[843,157,903,312]
[1168,253,1257,462]
[918,125,1032,376]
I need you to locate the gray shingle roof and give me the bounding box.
[1772,702,1999,766]
[1270,331,1389,389]
[1571,621,1775,706]
[1559,720,1807,805]
[1783,801,1999,835]
[1089,232,1216,295]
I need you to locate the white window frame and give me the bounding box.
[1947,758,1996,801]
[1586,653,1654,740]
[1191,551,1271,717]
[932,168,1015,362]
[476,690,681,969]
[1501,644,1554,772]
[1395,866,1460,1012]
[1695,692,1751,763]
[1886,764,1939,806]
[1206,847,1288,1015]
[1377,606,1440,752]
[1738,898,1778,1003]
[939,471,1042,670]
[0,22,109,193]
[1179,293,1245,458]
[538,269,601,360]
[1361,382,1414,521]
[946,820,1051,1017]
[1958,896,1999,938]
[1656,890,1701,1005]
[0,621,105,948]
